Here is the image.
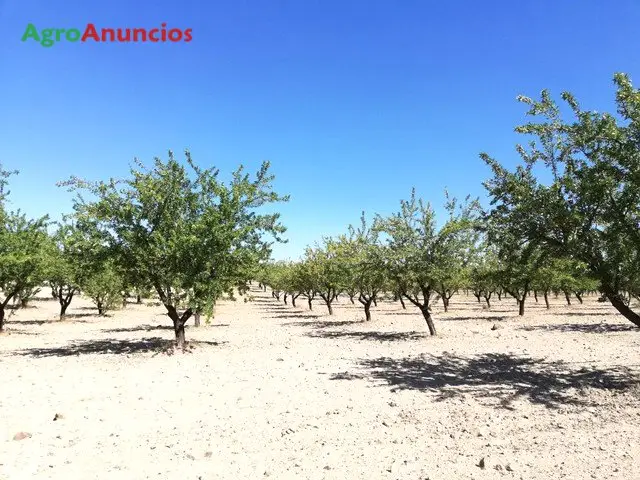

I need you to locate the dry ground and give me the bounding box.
[1,287,639,479]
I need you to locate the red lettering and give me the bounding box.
[184,29,193,42]
[81,23,100,42]
[117,29,131,42]
[101,28,115,42]
[148,29,160,42]
[168,29,182,42]
[133,28,147,42]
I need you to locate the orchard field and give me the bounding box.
[1,285,639,479]
[1,76,640,480]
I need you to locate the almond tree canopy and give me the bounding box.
[483,73,640,327]
[63,151,288,347]
[0,165,50,331]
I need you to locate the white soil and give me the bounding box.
[1,287,639,479]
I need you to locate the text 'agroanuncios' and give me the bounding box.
[22,23,193,47]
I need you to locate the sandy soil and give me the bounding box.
[1,287,639,480]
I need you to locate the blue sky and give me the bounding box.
[1,0,639,259]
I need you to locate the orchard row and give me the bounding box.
[0,73,638,347]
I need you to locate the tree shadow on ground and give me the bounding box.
[103,325,174,333]
[553,311,613,317]
[9,318,92,326]
[103,323,230,334]
[273,313,322,320]
[519,323,638,334]
[0,329,39,336]
[251,298,283,304]
[282,320,365,328]
[308,330,428,342]
[14,337,225,357]
[259,304,289,312]
[329,352,640,409]
[439,315,508,322]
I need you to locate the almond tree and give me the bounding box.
[483,73,640,327]
[335,214,387,321]
[469,244,500,308]
[487,226,543,316]
[303,240,347,315]
[81,259,125,315]
[376,190,478,335]
[264,261,289,301]
[62,151,287,348]
[290,261,316,310]
[47,223,83,319]
[0,166,50,331]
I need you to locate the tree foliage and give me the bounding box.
[333,214,387,321]
[62,151,287,347]
[0,166,50,330]
[302,240,349,315]
[376,190,479,335]
[483,73,640,326]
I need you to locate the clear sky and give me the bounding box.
[1,1,639,259]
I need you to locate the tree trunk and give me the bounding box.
[308,298,313,310]
[575,293,583,304]
[533,291,538,303]
[544,291,550,309]
[518,298,525,316]
[97,302,104,316]
[349,295,355,304]
[474,293,481,303]
[194,312,201,327]
[420,307,437,336]
[325,302,333,315]
[442,296,449,312]
[175,322,186,348]
[373,298,377,307]
[0,306,4,331]
[165,305,192,348]
[399,296,406,309]
[497,291,502,301]
[484,296,491,309]
[564,291,572,305]
[137,294,142,304]
[283,293,288,305]
[20,298,28,308]
[292,295,297,307]
[60,301,70,319]
[604,291,640,328]
[364,301,372,321]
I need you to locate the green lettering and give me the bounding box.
[21,23,40,42]
[66,29,81,42]
[41,28,54,47]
